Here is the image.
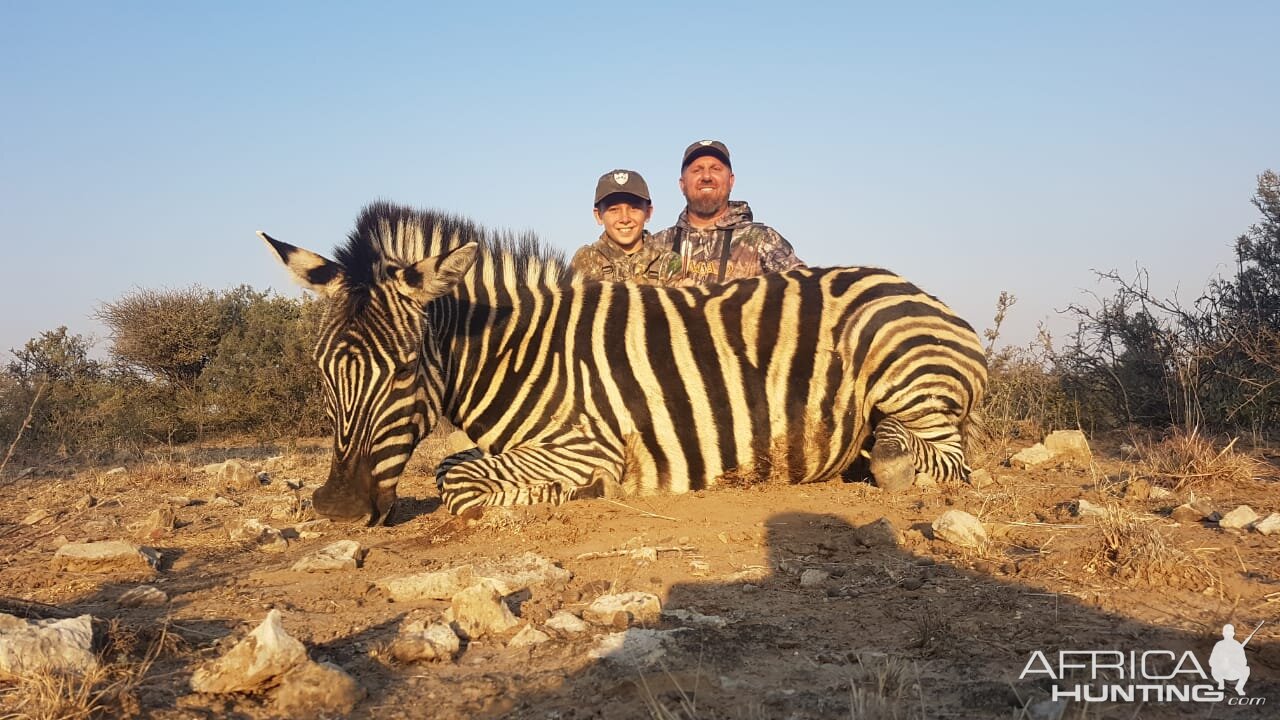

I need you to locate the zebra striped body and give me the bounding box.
[262,203,987,521]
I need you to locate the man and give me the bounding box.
[654,139,803,285]
[570,169,681,285]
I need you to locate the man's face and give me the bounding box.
[679,154,735,218]
[594,195,653,251]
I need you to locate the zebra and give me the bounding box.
[261,201,987,522]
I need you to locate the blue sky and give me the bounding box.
[2,2,1277,356]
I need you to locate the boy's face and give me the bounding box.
[594,195,653,251]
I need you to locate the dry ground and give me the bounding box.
[1,432,1278,719]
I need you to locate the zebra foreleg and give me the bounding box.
[870,417,969,491]
[437,442,625,515]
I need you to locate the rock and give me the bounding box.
[583,592,662,629]
[291,540,362,572]
[208,495,240,508]
[1043,430,1091,465]
[105,467,127,476]
[261,454,287,471]
[118,585,169,607]
[230,519,288,553]
[217,459,258,491]
[379,565,477,601]
[1219,505,1260,530]
[166,496,194,507]
[1073,499,1107,518]
[688,560,711,575]
[1254,513,1280,536]
[662,608,728,628]
[1171,504,1205,524]
[932,510,987,549]
[256,471,271,485]
[589,628,685,667]
[0,613,96,677]
[1189,496,1219,521]
[295,519,331,539]
[968,468,994,489]
[508,625,550,648]
[190,610,308,694]
[273,661,364,717]
[799,569,830,587]
[74,494,97,510]
[853,517,900,547]
[545,611,589,634]
[132,506,176,540]
[283,478,304,491]
[1125,478,1153,500]
[21,508,52,525]
[52,541,160,574]
[476,552,572,593]
[1026,698,1067,720]
[1009,444,1052,469]
[450,580,519,639]
[1149,486,1175,500]
[200,462,224,475]
[388,620,461,663]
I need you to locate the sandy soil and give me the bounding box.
[1,434,1277,719]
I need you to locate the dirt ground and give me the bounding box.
[1,431,1277,719]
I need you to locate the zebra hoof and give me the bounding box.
[870,444,915,493]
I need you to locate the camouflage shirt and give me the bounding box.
[652,200,804,285]
[569,232,683,285]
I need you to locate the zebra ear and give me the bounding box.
[396,242,479,303]
[259,231,345,296]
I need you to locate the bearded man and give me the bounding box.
[653,139,803,285]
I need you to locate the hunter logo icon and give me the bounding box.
[1211,622,1262,696]
[698,140,714,146]
[612,171,630,186]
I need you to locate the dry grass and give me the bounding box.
[1083,504,1218,591]
[1130,428,1271,491]
[847,654,923,720]
[0,620,179,720]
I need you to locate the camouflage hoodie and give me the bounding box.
[652,200,803,285]
[569,231,683,285]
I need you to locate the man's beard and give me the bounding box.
[687,191,727,218]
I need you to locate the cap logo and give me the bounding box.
[698,140,714,146]
[612,171,630,185]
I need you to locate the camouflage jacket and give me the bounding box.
[652,201,804,285]
[569,232,683,285]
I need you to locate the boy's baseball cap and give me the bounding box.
[594,169,651,204]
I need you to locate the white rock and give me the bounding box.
[662,608,729,628]
[209,495,240,508]
[389,621,461,663]
[378,565,477,601]
[1254,513,1280,536]
[190,610,307,694]
[1149,486,1175,500]
[799,569,830,587]
[0,613,96,677]
[545,611,589,634]
[1074,499,1107,518]
[589,628,686,667]
[507,625,551,648]
[1219,505,1260,530]
[932,510,988,549]
[273,660,364,717]
[217,459,258,490]
[230,519,288,553]
[118,585,169,607]
[1044,430,1092,464]
[291,540,362,572]
[450,580,519,639]
[52,541,160,574]
[583,592,662,628]
[968,468,994,489]
[476,552,572,592]
[1009,444,1053,469]
[104,467,127,476]
[689,560,711,575]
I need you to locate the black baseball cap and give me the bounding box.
[594,169,651,205]
[681,139,731,170]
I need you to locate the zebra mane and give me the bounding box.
[331,200,571,310]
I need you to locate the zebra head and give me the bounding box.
[259,230,478,524]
